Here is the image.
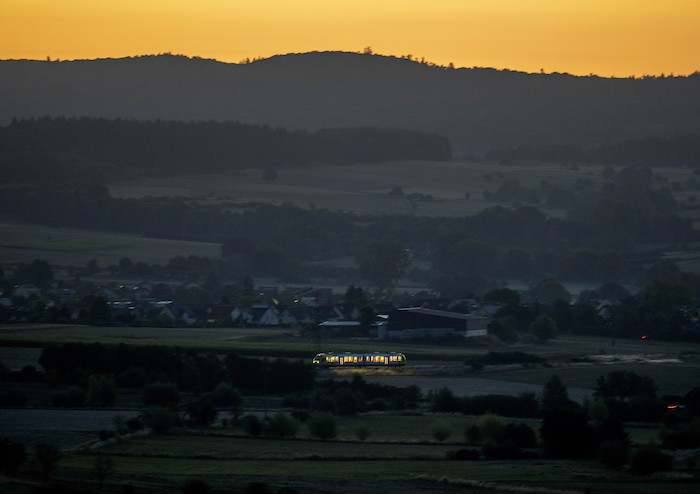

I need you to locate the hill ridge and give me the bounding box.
[1,51,699,154]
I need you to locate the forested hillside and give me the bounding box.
[1,52,699,153]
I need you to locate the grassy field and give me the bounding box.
[54,422,699,494]
[108,160,610,218]
[0,222,221,267]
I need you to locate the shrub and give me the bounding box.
[630,445,673,475]
[597,440,629,469]
[503,422,537,448]
[431,420,451,442]
[477,413,507,442]
[187,396,218,427]
[242,414,263,436]
[0,389,27,407]
[142,382,179,408]
[267,411,298,438]
[482,439,522,459]
[355,426,370,442]
[126,416,143,432]
[0,437,26,476]
[465,424,482,444]
[143,407,180,434]
[116,366,146,388]
[88,374,116,407]
[49,386,86,407]
[308,411,337,441]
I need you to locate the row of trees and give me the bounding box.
[1,182,696,289]
[486,133,700,167]
[0,117,451,182]
[35,343,314,395]
[482,277,700,342]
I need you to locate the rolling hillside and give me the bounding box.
[1,51,699,154]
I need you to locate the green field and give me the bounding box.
[0,222,222,267]
[108,161,609,218]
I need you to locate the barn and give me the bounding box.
[380,307,489,340]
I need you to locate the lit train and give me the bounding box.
[312,352,407,367]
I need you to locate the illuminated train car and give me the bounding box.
[312,352,407,367]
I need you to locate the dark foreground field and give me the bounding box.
[1,325,699,493]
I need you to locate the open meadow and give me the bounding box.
[108,160,610,217]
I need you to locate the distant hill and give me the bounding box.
[1,51,699,154]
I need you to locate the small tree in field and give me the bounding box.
[529,314,558,342]
[35,443,60,483]
[431,419,451,442]
[308,411,337,440]
[355,426,370,442]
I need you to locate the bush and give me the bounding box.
[431,420,451,442]
[0,389,27,407]
[267,411,298,438]
[477,413,507,442]
[597,440,629,469]
[0,437,26,476]
[142,382,179,408]
[482,439,522,459]
[143,407,180,434]
[126,416,143,432]
[116,366,146,388]
[630,445,673,475]
[88,374,116,407]
[503,422,537,448]
[355,426,370,442]
[49,386,86,407]
[187,396,218,427]
[308,411,337,441]
[450,448,479,461]
[242,414,264,436]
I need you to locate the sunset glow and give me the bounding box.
[2,0,699,77]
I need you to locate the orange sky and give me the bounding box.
[2,0,699,77]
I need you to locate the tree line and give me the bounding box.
[486,133,700,166]
[0,116,452,182]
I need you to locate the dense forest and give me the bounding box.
[0,117,451,181]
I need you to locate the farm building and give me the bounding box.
[380,307,489,340]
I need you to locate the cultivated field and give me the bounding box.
[108,160,608,217]
[0,222,221,267]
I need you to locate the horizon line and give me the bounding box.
[3,50,699,80]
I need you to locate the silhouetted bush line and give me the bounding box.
[35,342,314,395]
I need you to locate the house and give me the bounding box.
[277,304,317,328]
[381,307,489,340]
[231,304,280,326]
[13,284,41,299]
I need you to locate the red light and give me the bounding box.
[641,335,647,340]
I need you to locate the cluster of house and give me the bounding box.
[3,281,493,340]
